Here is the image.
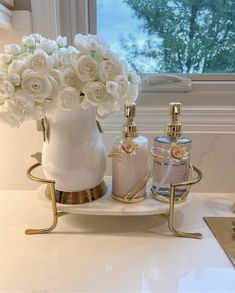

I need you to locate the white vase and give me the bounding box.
[41,104,107,198]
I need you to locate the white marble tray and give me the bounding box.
[36,177,191,216]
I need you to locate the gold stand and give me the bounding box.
[165,166,202,239]
[25,155,202,238]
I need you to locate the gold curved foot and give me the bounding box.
[167,167,203,239]
[25,219,57,235]
[25,161,60,235]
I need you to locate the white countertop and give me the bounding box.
[0,189,234,292]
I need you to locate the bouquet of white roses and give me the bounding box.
[0,33,140,127]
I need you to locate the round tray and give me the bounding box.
[35,177,192,216]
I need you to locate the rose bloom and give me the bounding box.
[84,81,107,106]
[113,75,129,99]
[4,44,21,55]
[8,60,25,76]
[56,36,67,47]
[22,35,36,47]
[0,54,12,65]
[62,67,82,89]
[99,60,120,82]
[56,86,80,110]
[7,73,21,86]
[0,104,20,127]
[37,38,58,54]
[74,55,98,82]
[0,80,15,102]
[21,69,52,101]
[27,49,52,72]
[49,69,62,85]
[97,97,121,117]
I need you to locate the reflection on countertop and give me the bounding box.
[0,190,234,292]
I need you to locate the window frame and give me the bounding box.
[92,0,235,100]
[30,0,235,102]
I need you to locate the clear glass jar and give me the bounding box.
[152,135,192,201]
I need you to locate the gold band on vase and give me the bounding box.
[46,181,107,204]
[112,193,146,203]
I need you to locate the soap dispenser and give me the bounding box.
[109,102,149,203]
[151,102,192,202]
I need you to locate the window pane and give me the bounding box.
[97,0,235,74]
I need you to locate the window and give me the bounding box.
[31,0,235,101]
[96,0,235,76]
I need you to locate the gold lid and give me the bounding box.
[123,103,139,138]
[165,102,182,137]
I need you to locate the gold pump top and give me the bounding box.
[123,103,139,138]
[165,102,182,138]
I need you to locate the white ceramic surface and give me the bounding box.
[42,104,107,192]
[35,177,191,215]
[0,190,234,292]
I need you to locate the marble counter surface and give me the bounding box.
[0,189,234,292]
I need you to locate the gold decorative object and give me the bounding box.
[25,154,202,239]
[45,181,107,204]
[204,217,235,267]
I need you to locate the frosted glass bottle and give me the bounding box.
[112,135,148,201]
[110,103,149,203]
[151,102,192,201]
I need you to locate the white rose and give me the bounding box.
[8,60,25,75]
[80,97,90,110]
[56,87,80,110]
[7,91,44,122]
[22,35,36,47]
[58,49,73,65]
[74,55,98,82]
[113,75,129,99]
[106,80,118,97]
[97,96,121,117]
[0,54,12,64]
[31,33,42,42]
[97,47,113,60]
[27,49,52,72]
[38,38,58,54]
[84,81,107,106]
[7,73,21,86]
[0,104,20,127]
[62,67,82,89]
[56,36,67,47]
[0,80,15,102]
[67,46,78,53]
[4,44,21,55]
[99,60,120,82]
[48,76,58,99]
[21,69,52,101]
[74,34,110,52]
[74,34,92,52]
[49,69,62,84]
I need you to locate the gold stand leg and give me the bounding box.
[166,166,203,239]
[25,182,60,235]
[167,186,202,239]
[25,157,68,235]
